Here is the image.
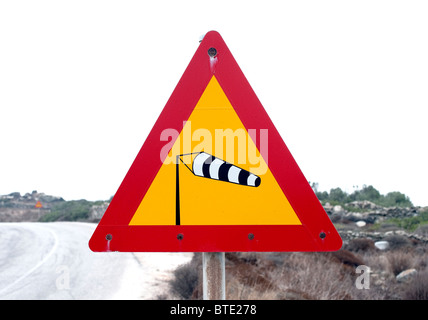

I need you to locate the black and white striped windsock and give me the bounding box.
[191,152,261,187]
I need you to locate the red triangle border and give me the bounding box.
[89,31,342,252]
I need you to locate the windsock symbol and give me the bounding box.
[189,152,261,187]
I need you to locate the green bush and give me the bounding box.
[388,208,428,232]
[315,184,413,208]
[349,185,381,203]
[380,191,413,207]
[40,200,93,222]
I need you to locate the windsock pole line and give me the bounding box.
[175,155,181,226]
[175,152,261,226]
[176,153,201,226]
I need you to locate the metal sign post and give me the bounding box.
[202,252,225,300]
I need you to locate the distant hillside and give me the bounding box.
[0,191,109,222]
[0,185,424,225]
[311,184,414,208]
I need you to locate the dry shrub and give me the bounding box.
[225,252,365,300]
[404,270,428,300]
[169,253,202,299]
[384,234,412,251]
[227,276,282,300]
[224,250,392,300]
[328,249,365,275]
[386,251,415,276]
[168,244,428,300]
[346,238,377,253]
[277,252,363,300]
[225,252,278,299]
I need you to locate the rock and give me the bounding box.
[89,202,109,221]
[8,192,21,199]
[333,205,344,213]
[323,202,333,210]
[347,200,379,210]
[370,269,390,290]
[356,221,366,228]
[396,269,417,283]
[375,241,389,250]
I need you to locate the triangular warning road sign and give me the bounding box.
[89,31,342,252]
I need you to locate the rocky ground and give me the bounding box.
[168,201,428,300]
[325,200,423,225]
[325,200,428,244]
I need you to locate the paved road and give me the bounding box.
[0,222,190,300]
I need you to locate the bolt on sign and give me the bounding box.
[89,31,342,252]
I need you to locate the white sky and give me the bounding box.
[1,1,427,206]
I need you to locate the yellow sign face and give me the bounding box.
[129,76,301,226]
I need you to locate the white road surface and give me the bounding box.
[0,222,192,300]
